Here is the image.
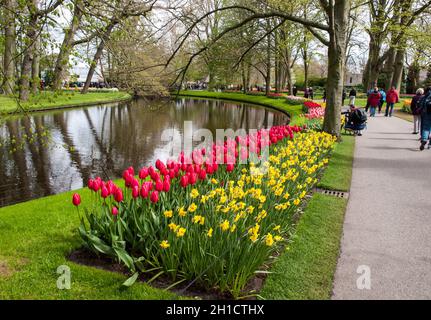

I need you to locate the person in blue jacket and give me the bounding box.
[378,88,386,114]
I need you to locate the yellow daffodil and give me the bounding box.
[160,240,170,249]
[163,210,173,218]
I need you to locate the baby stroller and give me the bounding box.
[342,108,367,136]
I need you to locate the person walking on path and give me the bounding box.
[309,87,314,100]
[292,85,298,96]
[367,86,381,117]
[378,88,386,114]
[304,87,309,99]
[410,88,424,134]
[420,87,431,151]
[349,87,357,106]
[385,86,399,117]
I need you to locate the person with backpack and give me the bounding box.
[385,86,399,117]
[410,88,424,134]
[367,86,381,117]
[420,87,431,151]
[378,88,386,113]
[344,104,367,136]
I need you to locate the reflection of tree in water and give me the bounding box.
[0,98,288,207]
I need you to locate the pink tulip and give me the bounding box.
[112,206,118,216]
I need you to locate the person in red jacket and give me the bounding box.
[385,86,399,117]
[367,86,381,117]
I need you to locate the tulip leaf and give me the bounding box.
[122,272,139,287]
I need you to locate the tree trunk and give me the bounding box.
[303,42,309,89]
[19,1,39,101]
[265,31,271,96]
[362,39,381,91]
[323,0,350,137]
[383,47,396,90]
[82,22,116,94]
[31,36,40,94]
[2,0,16,95]
[391,47,405,92]
[52,0,83,91]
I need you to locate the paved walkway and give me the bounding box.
[332,113,431,299]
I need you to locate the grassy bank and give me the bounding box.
[177,90,305,125]
[260,135,355,300]
[0,187,178,299]
[0,91,132,114]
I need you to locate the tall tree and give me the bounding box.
[2,0,16,95]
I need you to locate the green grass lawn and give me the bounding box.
[260,134,355,300]
[0,91,132,114]
[318,135,355,192]
[177,90,305,125]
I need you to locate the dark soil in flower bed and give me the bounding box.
[67,248,266,300]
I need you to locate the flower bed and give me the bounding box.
[285,95,306,105]
[266,92,286,99]
[401,99,412,114]
[73,126,335,297]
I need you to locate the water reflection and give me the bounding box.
[0,98,288,207]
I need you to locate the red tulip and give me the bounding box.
[101,186,109,198]
[189,173,197,185]
[132,185,139,199]
[140,184,149,198]
[112,206,118,216]
[72,193,81,206]
[127,166,135,176]
[87,179,94,190]
[93,179,101,192]
[148,166,155,177]
[150,190,159,203]
[114,189,123,202]
[163,179,170,192]
[139,167,148,180]
[155,180,163,192]
[122,170,130,180]
[131,178,139,189]
[180,175,188,188]
[198,170,207,180]
[226,164,235,172]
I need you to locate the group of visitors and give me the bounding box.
[364,86,399,117]
[410,87,431,151]
[304,87,314,100]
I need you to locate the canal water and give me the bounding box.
[0,97,288,207]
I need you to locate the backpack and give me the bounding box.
[356,109,367,123]
[420,93,431,114]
